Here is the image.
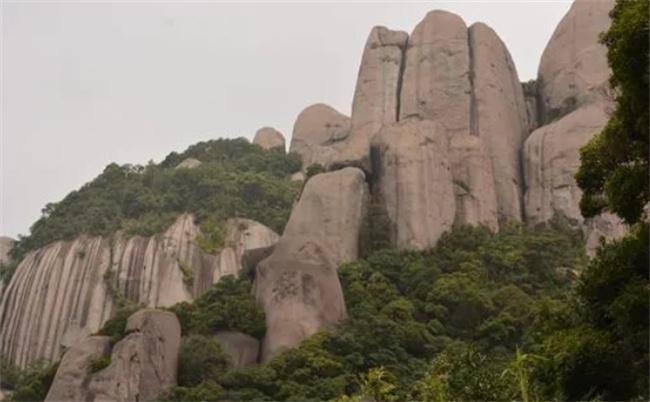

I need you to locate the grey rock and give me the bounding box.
[253,127,286,151]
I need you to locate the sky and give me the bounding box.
[1,0,573,239]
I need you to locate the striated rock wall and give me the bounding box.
[255,167,368,362]
[0,215,278,368]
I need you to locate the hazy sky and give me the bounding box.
[1,0,573,239]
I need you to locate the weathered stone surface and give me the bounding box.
[289,104,351,170]
[340,26,408,171]
[524,104,607,225]
[0,215,277,368]
[45,336,112,402]
[523,104,626,255]
[214,331,260,368]
[46,310,180,402]
[449,135,499,231]
[537,0,615,124]
[371,119,455,250]
[255,168,368,361]
[194,218,280,296]
[175,158,202,169]
[400,10,471,139]
[469,22,528,223]
[49,310,181,402]
[253,127,286,151]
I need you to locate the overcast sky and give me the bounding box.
[1,0,573,239]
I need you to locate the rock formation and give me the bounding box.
[44,336,113,402]
[175,158,202,169]
[449,135,499,231]
[469,22,528,223]
[0,215,278,368]
[253,127,286,151]
[537,0,615,125]
[255,167,368,361]
[523,0,625,255]
[400,10,471,133]
[337,26,408,171]
[289,103,351,170]
[45,309,181,402]
[371,119,455,250]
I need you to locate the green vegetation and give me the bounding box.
[178,259,195,287]
[521,79,537,98]
[158,222,586,401]
[168,275,266,339]
[88,355,111,373]
[0,360,59,402]
[305,163,325,179]
[575,0,649,225]
[8,138,301,262]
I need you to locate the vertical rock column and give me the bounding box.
[469,22,528,223]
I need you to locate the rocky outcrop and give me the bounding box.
[523,0,624,256]
[400,10,471,137]
[449,135,499,231]
[339,27,408,170]
[0,215,278,368]
[469,22,528,223]
[537,0,615,124]
[213,331,260,368]
[523,104,625,255]
[371,119,455,250]
[46,309,181,402]
[175,158,202,169]
[289,104,351,170]
[194,218,280,296]
[255,167,368,361]
[45,336,112,402]
[253,127,286,151]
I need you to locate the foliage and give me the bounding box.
[9,138,301,261]
[575,0,649,225]
[95,305,140,344]
[2,360,59,402]
[177,336,230,387]
[531,223,649,401]
[305,163,325,179]
[521,79,537,98]
[162,223,584,401]
[88,355,111,373]
[168,275,266,339]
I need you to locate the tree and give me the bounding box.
[575,0,649,224]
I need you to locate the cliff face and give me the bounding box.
[0,215,278,368]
